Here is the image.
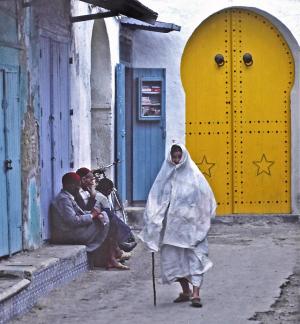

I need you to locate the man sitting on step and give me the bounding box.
[74,167,136,269]
[50,172,109,265]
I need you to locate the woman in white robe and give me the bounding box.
[138,144,216,307]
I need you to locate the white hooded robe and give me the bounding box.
[139,144,216,286]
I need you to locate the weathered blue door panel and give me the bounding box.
[132,68,166,201]
[51,41,70,197]
[59,42,70,175]
[5,69,22,253]
[0,7,17,45]
[0,66,22,257]
[51,41,62,196]
[0,71,9,256]
[39,36,52,239]
[39,37,70,239]
[116,64,126,201]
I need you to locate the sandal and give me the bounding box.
[106,261,130,270]
[118,251,132,261]
[190,297,202,308]
[173,292,191,303]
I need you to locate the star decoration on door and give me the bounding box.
[253,154,275,176]
[197,155,216,177]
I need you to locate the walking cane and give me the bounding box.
[152,252,157,307]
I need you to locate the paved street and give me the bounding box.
[12,219,300,324]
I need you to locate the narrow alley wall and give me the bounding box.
[70,1,120,179]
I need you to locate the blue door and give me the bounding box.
[51,40,70,196]
[132,68,166,202]
[115,67,166,203]
[39,37,70,239]
[39,36,52,240]
[0,70,9,256]
[0,67,22,257]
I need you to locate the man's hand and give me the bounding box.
[87,184,97,198]
[91,208,109,226]
[91,207,101,219]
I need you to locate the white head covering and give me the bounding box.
[139,143,216,252]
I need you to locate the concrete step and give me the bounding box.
[125,206,145,229]
[0,245,88,323]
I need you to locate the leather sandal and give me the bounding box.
[173,292,191,303]
[118,251,132,261]
[190,297,202,308]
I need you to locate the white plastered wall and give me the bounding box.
[70,1,119,181]
[131,0,300,213]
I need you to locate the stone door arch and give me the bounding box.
[91,19,113,170]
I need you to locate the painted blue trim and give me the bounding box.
[115,64,126,202]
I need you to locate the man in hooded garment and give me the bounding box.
[50,172,109,263]
[139,144,216,307]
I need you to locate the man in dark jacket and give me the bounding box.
[50,172,109,257]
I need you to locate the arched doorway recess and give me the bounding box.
[91,19,112,170]
[181,8,295,215]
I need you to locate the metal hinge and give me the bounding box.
[2,99,8,110]
[70,109,73,116]
[69,57,73,64]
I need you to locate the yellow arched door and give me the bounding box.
[181,9,294,215]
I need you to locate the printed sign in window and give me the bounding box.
[139,80,162,120]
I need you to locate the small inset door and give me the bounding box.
[0,67,22,257]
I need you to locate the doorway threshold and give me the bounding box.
[213,214,299,225]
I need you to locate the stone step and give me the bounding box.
[125,206,145,229]
[0,245,88,323]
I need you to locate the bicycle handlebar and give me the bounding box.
[92,159,120,174]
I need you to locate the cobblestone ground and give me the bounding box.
[12,219,300,324]
[249,256,300,323]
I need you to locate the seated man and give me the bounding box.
[75,167,134,269]
[95,177,137,252]
[50,172,109,266]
